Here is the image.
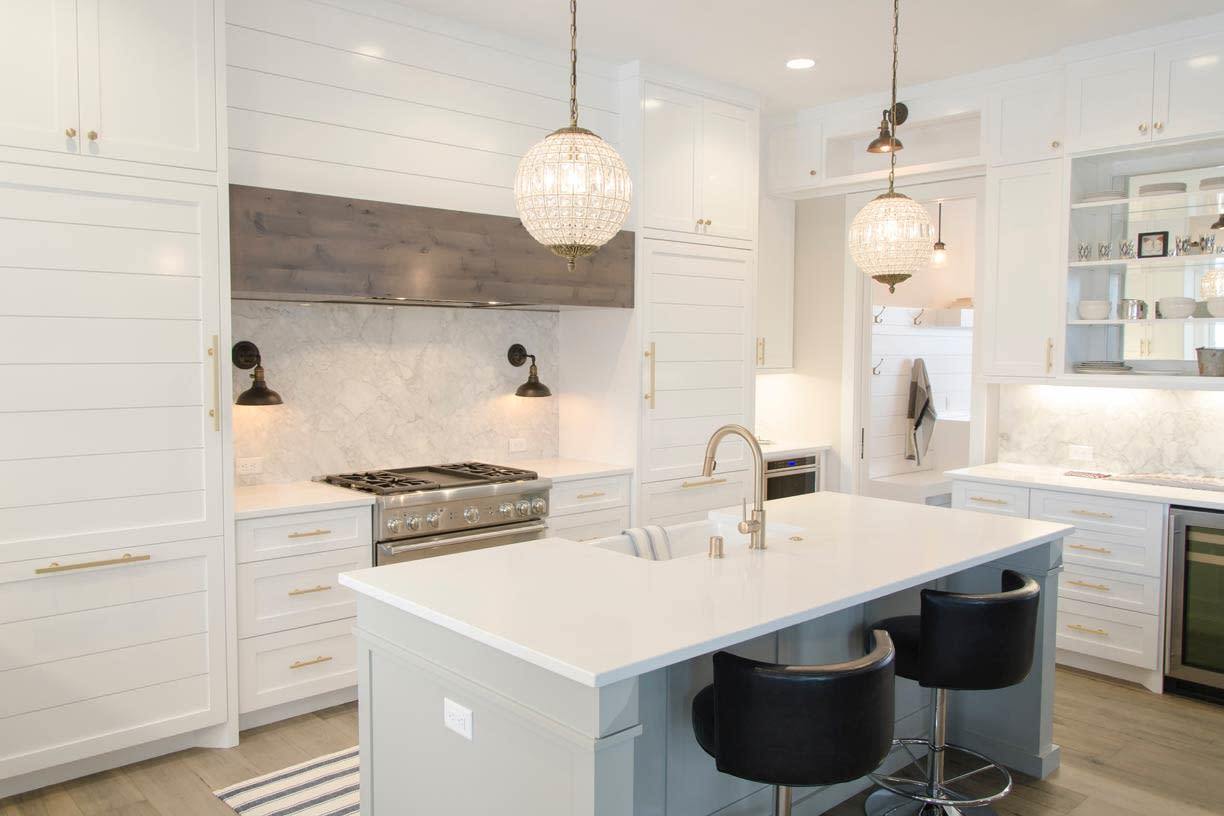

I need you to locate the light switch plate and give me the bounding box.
[236,457,263,476]
[1068,445,1093,462]
[443,698,472,740]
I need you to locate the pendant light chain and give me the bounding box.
[887,0,900,193]
[569,0,579,128]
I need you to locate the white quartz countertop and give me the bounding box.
[508,458,632,483]
[947,463,1224,511]
[758,439,832,460]
[234,481,375,520]
[340,491,1071,687]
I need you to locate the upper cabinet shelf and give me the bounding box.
[1071,190,1224,212]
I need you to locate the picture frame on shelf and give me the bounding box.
[1138,230,1169,259]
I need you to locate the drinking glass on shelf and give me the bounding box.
[1173,235,1191,256]
[1097,241,1111,260]
[1201,234,1215,255]
[1078,241,1092,261]
[1118,239,1135,259]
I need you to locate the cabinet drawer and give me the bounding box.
[548,507,631,543]
[1031,490,1163,542]
[1057,598,1159,670]
[237,507,371,563]
[0,536,214,626]
[1062,530,1162,577]
[951,482,1030,517]
[237,546,370,638]
[1060,564,1160,614]
[550,475,631,517]
[642,471,753,525]
[239,619,357,714]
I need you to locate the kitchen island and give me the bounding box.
[339,491,1072,816]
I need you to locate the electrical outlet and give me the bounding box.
[508,437,528,454]
[443,698,473,740]
[236,457,263,476]
[1068,445,1093,462]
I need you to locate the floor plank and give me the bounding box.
[2,667,1222,815]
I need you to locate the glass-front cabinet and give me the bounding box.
[1064,139,1224,382]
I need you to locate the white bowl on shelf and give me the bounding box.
[1210,297,1224,318]
[1077,300,1111,320]
[1157,297,1196,319]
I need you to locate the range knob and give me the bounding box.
[499,502,515,519]
[530,497,547,515]
[515,499,531,517]
[385,517,403,534]
[404,515,423,532]
[463,507,480,524]
[425,511,442,529]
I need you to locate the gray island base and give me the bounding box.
[340,492,1070,815]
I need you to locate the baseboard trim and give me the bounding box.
[239,686,357,731]
[1057,649,1163,694]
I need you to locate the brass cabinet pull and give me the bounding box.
[969,495,1008,505]
[207,335,220,431]
[644,342,656,409]
[1138,122,1148,133]
[1067,579,1111,592]
[1051,139,1061,149]
[576,491,606,499]
[87,130,98,141]
[288,584,332,597]
[1071,509,1113,519]
[1069,543,1112,554]
[682,478,728,489]
[1066,623,1108,636]
[1153,121,1164,132]
[289,655,333,670]
[1045,337,1054,373]
[756,337,766,366]
[288,528,332,539]
[65,127,77,138]
[36,552,150,575]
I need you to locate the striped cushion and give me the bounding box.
[214,747,359,816]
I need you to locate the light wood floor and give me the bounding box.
[4,667,1224,816]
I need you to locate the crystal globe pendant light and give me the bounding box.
[514,0,632,271]
[847,0,932,294]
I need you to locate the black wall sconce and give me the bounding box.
[507,343,552,398]
[232,341,283,406]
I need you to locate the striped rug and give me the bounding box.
[214,746,359,816]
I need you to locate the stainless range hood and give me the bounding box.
[229,185,634,310]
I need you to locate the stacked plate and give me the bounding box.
[1137,182,1187,196]
[1073,361,1133,374]
[1079,190,1126,203]
[1201,177,1224,191]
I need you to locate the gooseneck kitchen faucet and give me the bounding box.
[701,424,766,550]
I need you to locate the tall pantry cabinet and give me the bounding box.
[618,69,761,525]
[0,0,233,793]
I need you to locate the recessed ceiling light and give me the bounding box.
[786,57,816,70]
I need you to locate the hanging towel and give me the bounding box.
[622,525,673,561]
[905,357,938,466]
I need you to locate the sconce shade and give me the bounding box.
[507,343,552,398]
[232,341,283,406]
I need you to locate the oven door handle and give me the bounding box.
[765,465,820,479]
[378,522,549,558]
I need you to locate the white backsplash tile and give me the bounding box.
[231,302,559,484]
[998,384,1224,477]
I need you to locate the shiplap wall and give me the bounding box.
[226,0,621,216]
[869,308,973,479]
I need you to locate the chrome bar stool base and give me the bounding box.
[864,788,999,816]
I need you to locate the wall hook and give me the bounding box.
[873,306,886,324]
[872,358,884,376]
[912,308,925,326]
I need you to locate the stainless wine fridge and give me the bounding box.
[1166,506,1224,694]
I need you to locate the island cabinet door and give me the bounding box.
[640,239,755,484]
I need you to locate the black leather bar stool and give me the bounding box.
[864,569,1041,816]
[691,630,896,816]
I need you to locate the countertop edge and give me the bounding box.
[234,482,376,520]
[946,465,1224,510]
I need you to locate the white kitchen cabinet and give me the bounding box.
[0,0,79,154]
[981,159,1064,379]
[640,239,755,484]
[755,193,795,369]
[1153,33,1224,142]
[987,72,1065,166]
[0,0,216,171]
[546,471,633,542]
[764,118,821,192]
[642,82,757,243]
[1065,50,1156,153]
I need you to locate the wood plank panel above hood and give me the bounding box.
[229,185,634,308]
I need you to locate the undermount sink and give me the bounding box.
[591,515,806,561]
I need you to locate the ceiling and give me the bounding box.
[405,0,1221,111]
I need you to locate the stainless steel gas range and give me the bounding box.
[321,462,551,565]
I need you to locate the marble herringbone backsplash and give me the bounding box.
[231,302,559,484]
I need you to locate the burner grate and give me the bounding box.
[321,462,538,495]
